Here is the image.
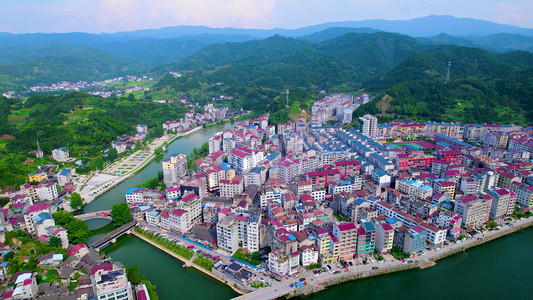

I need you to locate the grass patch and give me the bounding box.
[193,256,215,271]
[232,248,261,265]
[333,213,349,222]
[134,227,193,260]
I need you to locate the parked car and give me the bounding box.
[372,267,379,270]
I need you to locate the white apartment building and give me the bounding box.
[91,264,133,300]
[397,180,433,200]
[175,193,202,227]
[219,175,244,199]
[35,182,58,201]
[216,213,239,254]
[162,153,187,186]
[358,114,378,139]
[169,208,190,233]
[52,147,69,162]
[516,183,533,209]
[454,195,492,228]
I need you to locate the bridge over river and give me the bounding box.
[91,220,137,251]
[74,210,112,221]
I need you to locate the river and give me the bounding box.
[83,123,533,300]
[84,123,239,300]
[305,227,533,300]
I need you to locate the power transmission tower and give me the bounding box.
[445,61,451,84]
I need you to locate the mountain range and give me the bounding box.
[0,15,532,126]
[1,15,533,72]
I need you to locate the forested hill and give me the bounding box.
[0,45,148,89]
[153,32,426,91]
[357,46,533,125]
[152,31,533,126]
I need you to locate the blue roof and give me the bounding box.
[125,187,144,194]
[354,198,366,205]
[374,168,389,177]
[421,186,433,192]
[286,234,296,240]
[58,169,71,176]
[218,163,232,171]
[363,221,376,232]
[139,205,151,211]
[149,211,159,217]
[32,212,52,223]
[51,254,64,261]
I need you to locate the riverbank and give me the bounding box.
[131,231,246,295]
[233,216,533,300]
[73,125,210,210]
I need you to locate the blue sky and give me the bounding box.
[1,0,532,33]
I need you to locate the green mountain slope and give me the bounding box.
[156,32,426,91]
[359,46,533,125]
[0,47,148,87]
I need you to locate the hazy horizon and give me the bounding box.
[1,0,533,34]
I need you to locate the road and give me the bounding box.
[234,217,533,300]
[133,217,533,300]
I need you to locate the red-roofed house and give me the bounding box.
[333,222,357,260]
[169,209,190,233]
[375,223,394,253]
[306,169,341,189]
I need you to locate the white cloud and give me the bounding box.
[89,0,277,32]
[0,0,532,33]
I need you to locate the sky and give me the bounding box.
[1,0,532,33]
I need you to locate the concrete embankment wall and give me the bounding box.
[131,232,247,295]
[287,218,533,298]
[430,218,533,261]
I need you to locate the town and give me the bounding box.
[1,93,532,299]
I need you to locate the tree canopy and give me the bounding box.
[111,203,132,226]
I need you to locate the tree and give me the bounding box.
[111,203,132,226]
[70,192,84,210]
[154,146,163,156]
[52,211,91,244]
[52,210,73,226]
[47,236,62,248]
[106,148,119,162]
[126,265,141,285]
[93,156,104,170]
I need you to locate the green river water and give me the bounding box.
[83,124,533,300]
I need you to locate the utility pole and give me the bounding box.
[445,61,451,84]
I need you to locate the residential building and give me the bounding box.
[162,153,187,186]
[375,223,394,253]
[488,189,515,220]
[359,114,378,139]
[219,175,244,199]
[52,147,69,162]
[516,183,533,209]
[91,264,133,300]
[333,222,357,260]
[356,221,376,257]
[454,195,492,228]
